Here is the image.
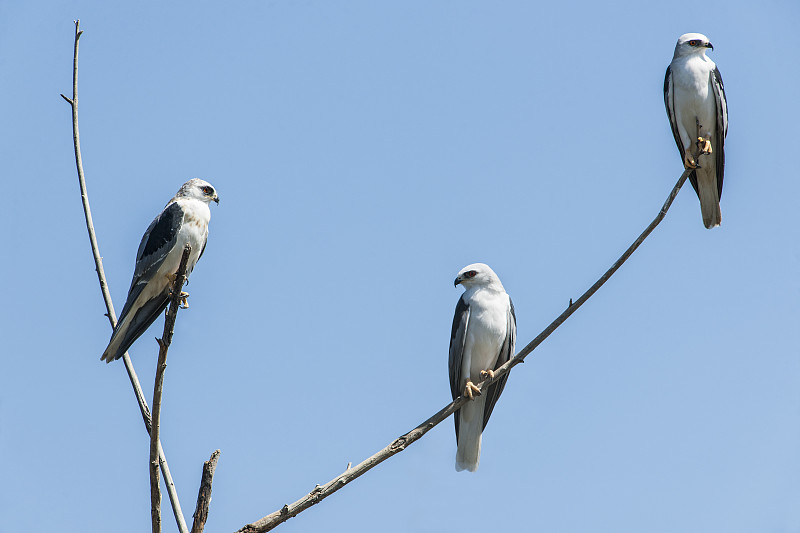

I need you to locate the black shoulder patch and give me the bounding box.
[142,202,182,258]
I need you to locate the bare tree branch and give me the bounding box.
[61,20,189,533]
[235,165,694,533]
[150,245,192,533]
[191,450,221,533]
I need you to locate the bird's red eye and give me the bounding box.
[202,186,213,195]
[688,40,700,46]
[465,270,477,278]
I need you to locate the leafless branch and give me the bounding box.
[150,245,192,533]
[235,165,693,532]
[191,450,221,533]
[62,20,190,533]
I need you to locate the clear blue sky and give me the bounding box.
[2,1,799,532]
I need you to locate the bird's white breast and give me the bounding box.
[672,56,717,138]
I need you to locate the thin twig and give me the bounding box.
[150,245,192,533]
[62,20,189,533]
[235,166,693,533]
[191,450,221,533]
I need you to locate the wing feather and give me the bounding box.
[711,66,728,198]
[448,296,470,439]
[116,202,184,331]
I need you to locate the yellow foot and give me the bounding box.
[683,152,698,169]
[479,369,495,380]
[179,291,190,309]
[464,379,481,400]
[697,137,712,155]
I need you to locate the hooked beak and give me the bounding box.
[213,196,220,205]
[454,277,462,287]
[705,42,714,50]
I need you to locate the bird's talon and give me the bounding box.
[479,369,495,380]
[179,291,190,309]
[464,380,482,400]
[683,153,698,169]
[697,137,713,155]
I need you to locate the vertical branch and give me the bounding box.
[150,245,192,533]
[191,450,221,533]
[61,20,189,533]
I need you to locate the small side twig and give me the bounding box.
[191,450,221,533]
[62,20,189,533]
[235,165,693,533]
[150,245,192,533]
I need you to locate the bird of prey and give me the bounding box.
[101,179,219,363]
[449,263,516,472]
[664,32,728,229]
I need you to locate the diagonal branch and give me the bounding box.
[191,450,221,533]
[235,165,693,533]
[61,20,190,533]
[151,245,192,533]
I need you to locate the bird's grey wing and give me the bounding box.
[116,201,184,325]
[664,65,700,198]
[711,66,728,199]
[448,296,470,439]
[481,297,516,431]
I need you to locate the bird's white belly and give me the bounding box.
[463,304,507,384]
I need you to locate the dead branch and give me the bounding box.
[235,165,693,532]
[191,450,222,533]
[150,245,192,533]
[61,20,190,533]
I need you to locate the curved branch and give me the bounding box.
[235,166,693,533]
[62,20,189,533]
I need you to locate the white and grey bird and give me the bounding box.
[101,179,219,363]
[449,263,516,472]
[664,32,728,229]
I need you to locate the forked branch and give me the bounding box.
[61,20,190,533]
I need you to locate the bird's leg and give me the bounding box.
[464,379,482,400]
[684,117,704,169]
[479,369,495,380]
[179,291,190,309]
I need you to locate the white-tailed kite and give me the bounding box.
[101,179,219,363]
[449,263,516,472]
[664,32,728,229]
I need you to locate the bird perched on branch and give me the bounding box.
[449,263,516,472]
[101,179,219,363]
[664,32,728,229]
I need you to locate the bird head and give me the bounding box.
[177,178,220,205]
[454,263,504,292]
[673,33,714,59]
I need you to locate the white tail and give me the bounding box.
[696,170,721,229]
[455,397,485,472]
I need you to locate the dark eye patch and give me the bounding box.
[202,186,214,195]
[465,270,478,278]
[688,39,700,46]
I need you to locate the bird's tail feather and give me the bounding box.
[697,171,721,229]
[100,294,169,363]
[455,397,484,472]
